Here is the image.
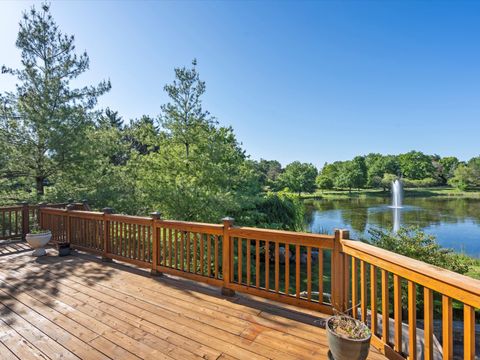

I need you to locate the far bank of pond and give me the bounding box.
[304,195,480,258]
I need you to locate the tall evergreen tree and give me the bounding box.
[0,3,111,197]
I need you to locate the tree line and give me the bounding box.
[250,151,480,194]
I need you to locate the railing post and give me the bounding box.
[38,202,47,230]
[66,204,75,244]
[221,217,235,296]
[150,211,162,277]
[332,229,347,313]
[21,202,29,241]
[102,208,113,262]
[340,230,350,313]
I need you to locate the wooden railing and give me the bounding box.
[38,206,479,359]
[0,202,86,241]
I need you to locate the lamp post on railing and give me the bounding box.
[150,211,162,277]
[221,217,235,296]
[102,207,113,262]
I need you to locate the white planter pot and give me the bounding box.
[26,231,52,256]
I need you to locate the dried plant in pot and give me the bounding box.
[326,313,371,360]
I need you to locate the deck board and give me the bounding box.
[0,247,386,360]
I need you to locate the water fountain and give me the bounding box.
[391,179,403,209]
[391,179,403,232]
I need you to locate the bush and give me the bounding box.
[255,191,305,231]
[364,226,469,274]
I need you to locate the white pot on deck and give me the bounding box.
[26,231,52,256]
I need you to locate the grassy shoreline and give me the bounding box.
[300,186,480,200]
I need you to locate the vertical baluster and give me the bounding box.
[307,246,312,301]
[15,210,19,236]
[136,225,140,260]
[200,233,205,275]
[186,231,191,272]
[143,226,149,262]
[246,239,251,286]
[408,281,417,360]
[464,304,475,360]
[237,237,242,283]
[193,232,198,273]
[128,223,133,258]
[318,249,323,303]
[382,269,389,345]
[162,227,166,266]
[214,235,219,278]
[207,234,212,277]
[174,229,178,269]
[142,225,146,262]
[442,295,453,359]
[370,265,377,335]
[295,244,300,298]
[256,239,260,288]
[352,257,358,318]
[424,288,433,360]
[275,242,280,293]
[180,230,185,271]
[168,229,173,267]
[265,240,270,291]
[285,244,290,296]
[229,236,234,281]
[394,274,402,353]
[361,261,367,322]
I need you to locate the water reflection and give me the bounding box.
[392,207,401,233]
[305,197,480,257]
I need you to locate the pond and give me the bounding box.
[304,196,480,258]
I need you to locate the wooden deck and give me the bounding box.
[0,242,385,360]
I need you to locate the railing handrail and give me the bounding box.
[230,226,335,248]
[342,239,480,308]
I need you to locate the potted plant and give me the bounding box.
[326,314,371,360]
[25,225,52,257]
[57,241,70,256]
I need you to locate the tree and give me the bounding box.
[252,159,283,189]
[100,108,123,129]
[316,162,337,190]
[438,156,459,183]
[137,60,260,222]
[365,154,400,188]
[160,59,213,160]
[449,156,480,190]
[278,161,318,194]
[398,151,435,180]
[334,156,367,191]
[0,4,110,197]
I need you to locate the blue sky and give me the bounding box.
[1,1,480,168]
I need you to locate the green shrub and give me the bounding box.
[364,226,469,274]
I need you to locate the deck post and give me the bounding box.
[37,202,47,230]
[150,211,163,276]
[332,229,347,313]
[66,204,75,244]
[221,217,235,296]
[102,208,114,262]
[21,202,29,241]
